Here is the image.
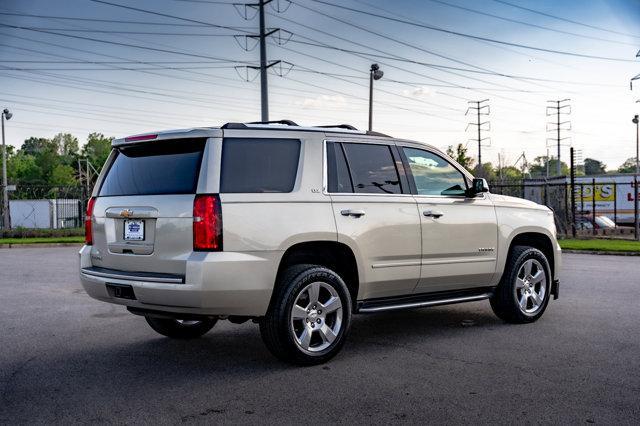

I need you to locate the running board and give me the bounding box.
[357,288,494,314]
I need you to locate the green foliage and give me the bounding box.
[473,162,497,181]
[7,132,114,186]
[583,158,606,175]
[50,164,77,186]
[446,143,474,172]
[82,132,113,170]
[618,157,638,174]
[529,156,569,177]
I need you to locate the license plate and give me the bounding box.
[124,219,144,241]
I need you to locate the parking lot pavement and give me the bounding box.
[1,247,639,424]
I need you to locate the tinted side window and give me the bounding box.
[99,139,204,196]
[342,143,402,194]
[221,138,300,193]
[327,142,353,193]
[402,147,467,196]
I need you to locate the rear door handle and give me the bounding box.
[423,210,443,219]
[341,209,366,218]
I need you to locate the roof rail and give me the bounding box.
[366,130,392,137]
[315,124,358,130]
[221,120,299,129]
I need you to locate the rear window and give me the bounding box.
[220,138,300,193]
[99,139,205,196]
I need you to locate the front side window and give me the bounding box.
[220,138,300,193]
[342,143,402,194]
[402,147,468,196]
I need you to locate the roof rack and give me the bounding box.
[315,124,358,130]
[222,120,299,129]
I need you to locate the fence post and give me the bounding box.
[635,175,639,241]
[613,181,617,228]
[591,178,596,236]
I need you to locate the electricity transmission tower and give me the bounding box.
[233,0,292,121]
[546,99,571,176]
[465,99,490,168]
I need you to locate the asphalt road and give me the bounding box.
[1,247,639,424]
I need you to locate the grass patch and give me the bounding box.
[559,238,640,253]
[0,236,85,245]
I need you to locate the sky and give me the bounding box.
[1,0,639,171]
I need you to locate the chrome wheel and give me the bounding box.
[514,259,547,316]
[290,281,343,354]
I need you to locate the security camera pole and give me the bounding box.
[1,108,12,230]
[368,64,383,131]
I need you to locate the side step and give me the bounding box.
[357,288,494,314]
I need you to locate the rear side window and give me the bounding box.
[342,143,402,194]
[221,138,300,193]
[327,142,353,193]
[99,139,205,196]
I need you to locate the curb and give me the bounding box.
[562,249,640,256]
[0,243,83,249]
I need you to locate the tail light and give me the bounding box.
[85,197,96,245]
[193,194,223,251]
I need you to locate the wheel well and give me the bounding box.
[508,232,555,277]
[274,241,359,308]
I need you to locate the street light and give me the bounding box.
[368,63,383,132]
[1,108,12,230]
[633,114,639,240]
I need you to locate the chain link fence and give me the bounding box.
[0,185,89,230]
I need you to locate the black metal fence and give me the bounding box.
[490,178,639,238]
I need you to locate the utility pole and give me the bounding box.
[233,0,291,122]
[465,100,490,170]
[1,108,12,230]
[546,99,571,176]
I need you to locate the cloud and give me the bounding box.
[295,95,347,109]
[402,86,433,98]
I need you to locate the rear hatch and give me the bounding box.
[89,138,206,275]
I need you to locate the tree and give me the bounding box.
[529,156,569,177]
[50,164,77,186]
[82,133,113,170]
[473,162,496,181]
[51,133,79,158]
[583,158,606,175]
[618,157,638,174]
[495,166,523,181]
[446,143,474,172]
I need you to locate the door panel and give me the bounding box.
[398,145,498,293]
[414,195,498,293]
[332,195,421,299]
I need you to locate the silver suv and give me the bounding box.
[80,121,561,365]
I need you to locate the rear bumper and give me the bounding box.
[78,245,279,316]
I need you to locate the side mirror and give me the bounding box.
[467,178,489,197]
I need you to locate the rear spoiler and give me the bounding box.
[112,128,222,147]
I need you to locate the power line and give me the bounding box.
[0,23,253,63]
[425,0,638,46]
[298,0,638,62]
[87,0,253,33]
[0,11,252,28]
[491,0,640,40]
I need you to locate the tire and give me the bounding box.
[259,264,352,365]
[145,317,217,339]
[490,245,552,324]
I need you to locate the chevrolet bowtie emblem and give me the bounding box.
[120,209,134,218]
